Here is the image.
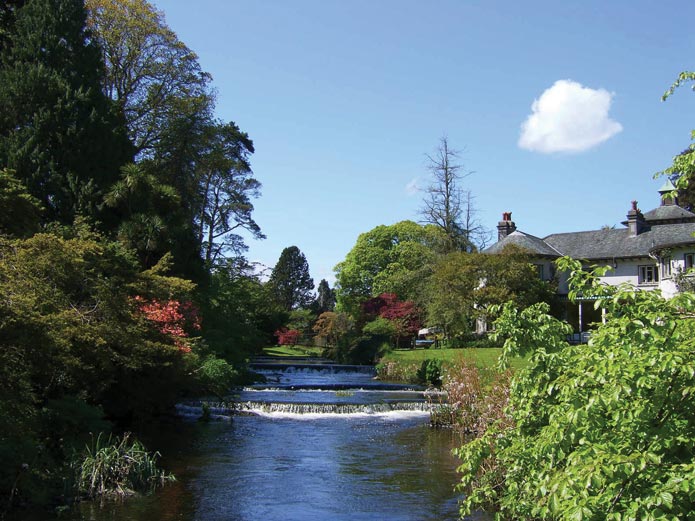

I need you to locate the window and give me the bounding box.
[534,264,544,280]
[662,257,672,278]
[638,265,659,284]
[685,253,695,270]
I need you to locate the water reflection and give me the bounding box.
[57,361,492,521]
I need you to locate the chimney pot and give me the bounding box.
[497,211,516,241]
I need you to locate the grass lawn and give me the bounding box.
[261,345,323,357]
[379,347,528,371]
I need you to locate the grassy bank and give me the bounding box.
[261,345,324,357]
[376,347,527,383]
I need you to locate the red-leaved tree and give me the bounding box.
[135,297,201,352]
[361,293,422,348]
[275,327,301,346]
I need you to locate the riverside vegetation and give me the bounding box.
[3,0,695,518]
[452,258,695,520]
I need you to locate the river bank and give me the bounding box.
[7,355,489,521]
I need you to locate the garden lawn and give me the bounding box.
[262,345,323,357]
[379,347,528,371]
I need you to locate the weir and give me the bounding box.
[86,356,466,520]
[177,357,439,420]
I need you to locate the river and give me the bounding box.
[62,357,485,520]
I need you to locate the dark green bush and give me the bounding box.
[417,359,442,385]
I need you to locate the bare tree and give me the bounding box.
[419,137,489,252]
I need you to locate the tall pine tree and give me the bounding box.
[268,246,314,311]
[0,0,132,224]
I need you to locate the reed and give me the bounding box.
[75,432,175,499]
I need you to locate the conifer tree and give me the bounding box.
[268,246,314,311]
[0,0,132,224]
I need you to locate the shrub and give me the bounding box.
[375,360,420,383]
[455,258,695,519]
[274,328,301,345]
[430,359,511,432]
[75,432,175,499]
[416,359,443,386]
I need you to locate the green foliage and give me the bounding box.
[0,230,199,505]
[0,168,42,237]
[0,0,132,224]
[334,220,446,315]
[85,0,213,156]
[456,257,695,520]
[75,432,174,499]
[195,121,263,267]
[362,316,397,338]
[659,70,695,210]
[425,246,556,339]
[416,359,442,385]
[103,163,181,267]
[314,278,336,313]
[202,261,283,359]
[325,335,388,365]
[193,357,239,399]
[286,308,317,343]
[268,246,314,311]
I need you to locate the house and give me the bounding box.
[483,180,695,335]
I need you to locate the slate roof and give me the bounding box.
[484,209,695,260]
[484,230,562,257]
[544,223,695,259]
[641,205,695,223]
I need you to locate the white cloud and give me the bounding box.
[518,79,622,153]
[405,177,420,195]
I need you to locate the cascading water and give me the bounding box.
[176,359,443,421]
[58,357,488,521]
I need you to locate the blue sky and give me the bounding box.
[152,0,695,285]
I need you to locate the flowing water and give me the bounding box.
[59,358,486,521]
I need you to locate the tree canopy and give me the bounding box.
[0,0,270,508]
[268,246,315,311]
[85,0,213,157]
[424,246,556,338]
[334,220,446,315]
[0,0,132,224]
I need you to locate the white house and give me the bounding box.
[484,181,695,335]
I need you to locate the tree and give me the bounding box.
[361,293,422,348]
[195,122,264,268]
[660,71,695,209]
[85,0,213,157]
[315,279,336,313]
[268,246,314,311]
[0,168,41,237]
[0,229,201,503]
[424,246,555,338]
[334,221,446,315]
[313,311,354,347]
[103,163,181,267]
[0,0,132,224]
[419,137,489,252]
[456,258,695,519]
[202,258,286,360]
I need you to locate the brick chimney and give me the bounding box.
[626,200,645,237]
[497,211,516,241]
